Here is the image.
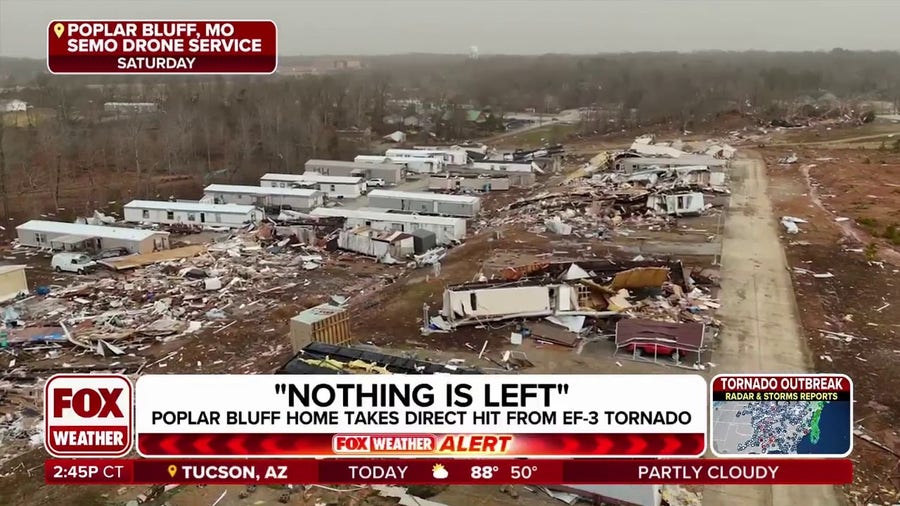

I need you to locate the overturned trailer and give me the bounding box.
[337,226,414,261]
[310,207,466,245]
[440,259,685,328]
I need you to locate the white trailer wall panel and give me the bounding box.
[123,200,263,228]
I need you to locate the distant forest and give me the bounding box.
[0,50,898,219]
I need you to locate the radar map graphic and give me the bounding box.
[712,400,851,455]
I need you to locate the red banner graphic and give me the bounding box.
[47,20,277,74]
[136,433,706,457]
[45,458,853,485]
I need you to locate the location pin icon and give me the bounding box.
[53,23,64,38]
[167,465,178,478]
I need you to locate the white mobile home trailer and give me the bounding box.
[470,160,540,173]
[261,173,366,199]
[366,189,481,218]
[304,159,403,184]
[355,155,442,174]
[400,157,442,174]
[123,200,264,228]
[203,184,323,210]
[354,155,396,164]
[382,150,446,173]
[428,175,510,192]
[309,208,465,245]
[410,147,469,165]
[16,220,170,254]
[450,168,536,187]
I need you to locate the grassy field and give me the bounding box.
[1,108,54,127]
[488,123,579,147]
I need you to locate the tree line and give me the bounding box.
[0,49,898,221]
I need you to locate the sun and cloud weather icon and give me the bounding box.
[432,464,449,479]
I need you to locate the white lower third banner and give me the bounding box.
[134,374,708,457]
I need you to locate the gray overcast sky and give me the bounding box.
[1,0,899,57]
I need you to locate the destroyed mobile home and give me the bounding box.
[482,150,729,237]
[336,227,415,264]
[435,260,718,358]
[310,207,466,245]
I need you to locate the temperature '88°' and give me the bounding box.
[470,466,499,479]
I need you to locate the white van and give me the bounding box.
[51,253,97,274]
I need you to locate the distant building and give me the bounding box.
[332,59,362,70]
[104,102,158,114]
[0,99,27,112]
[466,110,488,123]
[383,131,407,143]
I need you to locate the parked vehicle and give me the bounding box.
[51,253,98,274]
[366,178,386,188]
[624,342,681,361]
[92,247,130,260]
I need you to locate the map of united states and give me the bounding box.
[712,400,827,454]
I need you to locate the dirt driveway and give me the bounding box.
[703,154,842,506]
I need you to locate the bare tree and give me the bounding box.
[0,120,8,218]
